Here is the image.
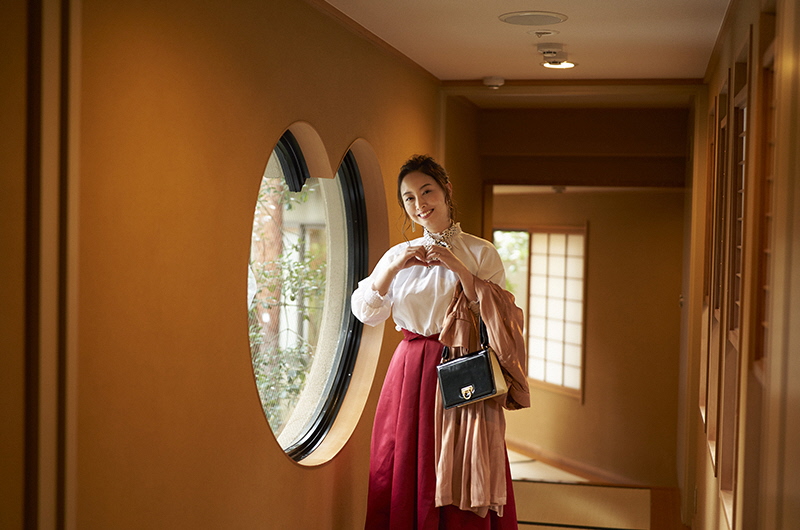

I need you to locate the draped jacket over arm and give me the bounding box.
[434,278,530,517]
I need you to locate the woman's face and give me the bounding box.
[400,171,452,233]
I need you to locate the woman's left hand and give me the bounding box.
[425,245,478,302]
[425,245,463,273]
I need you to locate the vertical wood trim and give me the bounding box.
[26,0,72,527]
[24,0,43,526]
[762,1,800,527]
[680,88,710,525]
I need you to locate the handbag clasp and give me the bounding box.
[460,385,475,400]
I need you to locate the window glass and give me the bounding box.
[494,228,586,396]
[247,133,366,460]
[493,230,530,324]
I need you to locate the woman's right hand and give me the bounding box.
[391,245,430,271]
[371,245,428,296]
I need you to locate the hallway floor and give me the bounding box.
[508,450,589,484]
[508,450,687,529]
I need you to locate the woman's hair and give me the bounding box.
[396,155,455,228]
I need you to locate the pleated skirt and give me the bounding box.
[364,330,518,530]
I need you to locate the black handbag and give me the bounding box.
[437,319,508,409]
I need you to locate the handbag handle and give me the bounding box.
[440,318,489,362]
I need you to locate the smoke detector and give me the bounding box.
[482,76,505,89]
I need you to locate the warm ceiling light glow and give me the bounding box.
[542,60,576,69]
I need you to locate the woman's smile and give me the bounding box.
[416,208,433,220]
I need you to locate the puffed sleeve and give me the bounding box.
[476,241,506,287]
[350,247,396,326]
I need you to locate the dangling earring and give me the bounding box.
[412,220,417,232]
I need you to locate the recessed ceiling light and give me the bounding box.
[538,43,576,69]
[543,60,576,69]
[499,11,568,26]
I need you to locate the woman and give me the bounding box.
[351,155,525,529]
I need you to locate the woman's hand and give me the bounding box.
[393,245,431,271]
[371,245,429,296]
[425,245,478,303]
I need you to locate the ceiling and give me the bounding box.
[319,0,732,108]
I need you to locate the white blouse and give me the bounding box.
[351,230,506,336]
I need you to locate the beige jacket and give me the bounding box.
[435,279,530,516]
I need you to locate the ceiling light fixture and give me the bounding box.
[499,11,568,26]
[537,43,576,69]
[543,57,576,69]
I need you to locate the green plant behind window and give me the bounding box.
[493,230,530,294]
[248,174,326,436]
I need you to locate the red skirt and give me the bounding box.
[364,330,518,530]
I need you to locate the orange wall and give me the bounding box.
[74,0,440,527]
[0,0,28,527]
[443,95,484,236]
[496,190,685,487]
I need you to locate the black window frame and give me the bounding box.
[271,146,367,461]
[274,130,309,193]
